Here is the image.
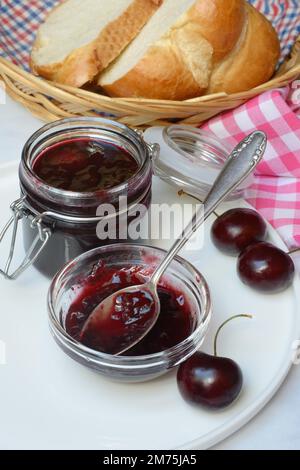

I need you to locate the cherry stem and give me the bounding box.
[214,314,253,357]
[178,190,220,218]
[288,247,300,255]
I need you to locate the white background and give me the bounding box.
[0,95,299,450]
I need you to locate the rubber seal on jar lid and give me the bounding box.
[143,125,253,201]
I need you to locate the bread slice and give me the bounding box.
[98,0,280,100]
[98,0,207,100]
[31,0,162,87]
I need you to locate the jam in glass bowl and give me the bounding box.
[48,244,212,383]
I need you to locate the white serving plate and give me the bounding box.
[0,161,299,450]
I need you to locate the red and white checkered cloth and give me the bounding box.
[201,85,300,249]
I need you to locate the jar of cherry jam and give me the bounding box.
[1,118,156,279]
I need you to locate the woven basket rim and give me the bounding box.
[1,35,299,126]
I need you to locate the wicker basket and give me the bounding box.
[0,35,300,128]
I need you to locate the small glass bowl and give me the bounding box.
[48,244,212,383]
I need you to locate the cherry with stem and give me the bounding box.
[177,314,252,410]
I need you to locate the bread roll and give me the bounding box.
[31,0,162,87]
[99,0,280,99]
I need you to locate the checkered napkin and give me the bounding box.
[0,1,300,248]
[201,85,300,249]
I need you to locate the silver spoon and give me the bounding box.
[80,131,267,355]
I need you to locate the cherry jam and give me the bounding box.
[33,138,139,192]
[19,119,153,278]
[65,262,195,356]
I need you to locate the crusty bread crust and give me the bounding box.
[102,25,214,100]
[208,3,280,94]
[100,0,280,100]
[189,0,246,63]
[31,0,162,87]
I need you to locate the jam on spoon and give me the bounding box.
[66,263,195,356]
[80,287,157,355]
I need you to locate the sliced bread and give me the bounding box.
[31,0,162,87]
[98,0,280,100]
[98,0,205,100]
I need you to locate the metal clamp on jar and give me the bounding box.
[0,118,156,279]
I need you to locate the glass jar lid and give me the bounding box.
[144,125,253,201]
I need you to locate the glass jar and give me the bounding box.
[145,125,254,200]
[0,118,155,279]
[48,244,212,383]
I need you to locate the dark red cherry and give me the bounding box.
[238,242,295,293]
[211,208,267,255]
[177,352,243,409]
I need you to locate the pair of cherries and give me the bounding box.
[177,208,296,411]
[211,208,295,293]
